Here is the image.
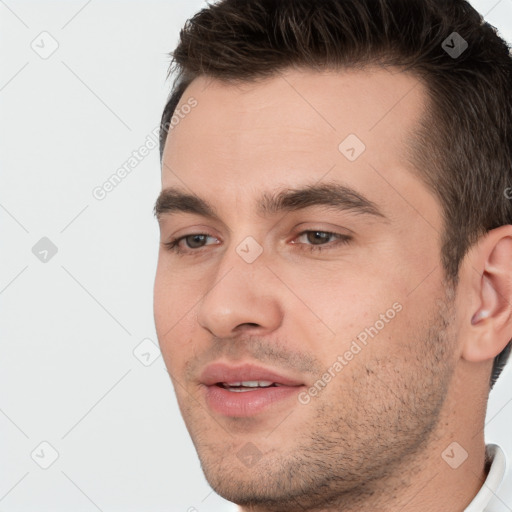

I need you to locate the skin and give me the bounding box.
[153,67,512,511]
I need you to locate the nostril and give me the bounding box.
[237,322,260,329]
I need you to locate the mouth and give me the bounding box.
[200,363,305,417]
[216,380,286,392]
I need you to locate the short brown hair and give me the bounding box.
[159,0,512,388]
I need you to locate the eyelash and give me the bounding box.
[162,230,352,256]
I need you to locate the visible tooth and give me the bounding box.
[241,380,273,387]
[240,381,257,387]
[257,380,274,387]
[222,380,276,388]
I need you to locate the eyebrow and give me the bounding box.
[153,182,386,222]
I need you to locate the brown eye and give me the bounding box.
[292,230,352,253]
[183,234,209,249]
[305,231,333,245]
[163,233,219,255]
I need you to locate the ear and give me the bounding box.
[460,226,512,363]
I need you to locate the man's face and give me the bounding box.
[154,68,459,508]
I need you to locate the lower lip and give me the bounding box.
[204,384,303,417]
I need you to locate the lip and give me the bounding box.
[200,362,305,417]
[200,362,304,387]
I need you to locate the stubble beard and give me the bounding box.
[183,289,457,511]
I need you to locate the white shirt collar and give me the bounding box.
[464,444,508,512]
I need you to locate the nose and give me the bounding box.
[196,244,283,339]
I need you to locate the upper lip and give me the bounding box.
[200,362,304,387]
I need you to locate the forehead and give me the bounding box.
[165,66,426,153]
[161,67,435,225]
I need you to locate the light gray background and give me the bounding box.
[1,1,511,510]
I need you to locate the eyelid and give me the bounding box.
[288,222,354,239]
[162,231,220,254]
[163,228,352,256]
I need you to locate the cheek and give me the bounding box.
[291,264,395,325]
[153,262,196,351]
[293,263,420,366]
[153,263,172,332]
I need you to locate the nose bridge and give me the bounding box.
[196,236,283,337]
